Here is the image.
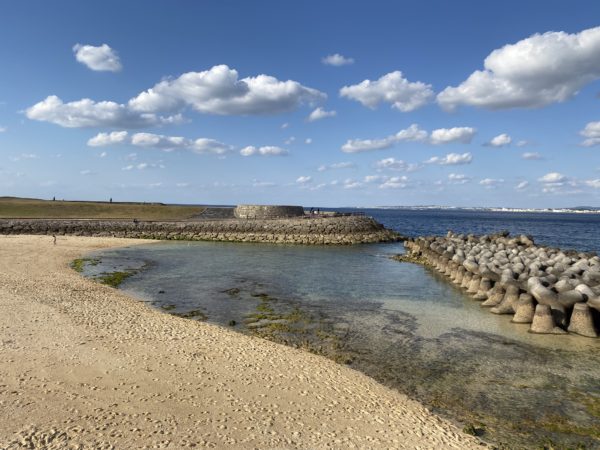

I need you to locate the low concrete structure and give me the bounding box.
[0,216,401,245]
[233,205,305,219]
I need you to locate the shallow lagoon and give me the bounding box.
[84,240,600,448]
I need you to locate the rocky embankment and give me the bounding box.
[0,216,400,245]
[404,231,600,338]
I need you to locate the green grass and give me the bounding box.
[0,197,205,220]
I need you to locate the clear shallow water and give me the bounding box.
[81,210,600,448]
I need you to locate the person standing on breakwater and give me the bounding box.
[52,234,56,245]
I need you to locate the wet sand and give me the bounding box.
[0,235,484,449]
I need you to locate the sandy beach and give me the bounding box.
[0,235,484,449]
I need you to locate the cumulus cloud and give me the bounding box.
[296,175,312,184]
[240,145,288,156]
[73,43,122,72]
[121,162,165,171]
[522,152,543,160]
[26,95,182,128]
[27,65,324,128]
[340,71,433,112]
[429,127,476,145]
[322,53,354,66]
[305,138,312,144]
[87,131,129,147]
[307,107,337,122]
[448,173,471,184]
[129,132,232,154]
[425,152,473,165]
[0,126,6,133]
[539,172,567,184]
[317,162,355,171]
[585,179,600,188]
[516,181,530,190]
[438,26,600,110]
[341,124,427,153]
[516,140,530,147]
[129,64,325,116]
[480,178,504,188]
[379,176,409,189]
[373,157,420,172]
[580,121,600,146]
[485,133,512,147]
[252,180,277,187]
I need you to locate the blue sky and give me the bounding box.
[1,0,600,208]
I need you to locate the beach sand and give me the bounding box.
[0,235,484,449]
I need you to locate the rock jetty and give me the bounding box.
[404,231,600,338]
[0,215,400,245]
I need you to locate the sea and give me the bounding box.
[81,209,600,448]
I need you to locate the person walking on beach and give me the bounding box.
[52,234,57,245]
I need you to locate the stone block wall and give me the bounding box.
[0,216,401,245]
[233,205,305,219]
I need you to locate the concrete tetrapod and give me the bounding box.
[529,304,567,335]
[567,303,598,338]
[512,294,535,323]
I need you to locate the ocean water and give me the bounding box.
[81,210,600,448]
[347,208,600,253]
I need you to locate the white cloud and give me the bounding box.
[322,53,354,66]
[121,162,164,171]
[129,64,325,116]
[73,43,122,72]
[480,178,504,188]
[364,175,385,183]
[240,145,288,156]
[448,173,471,184]
[87,131,129,147]
[130,132,232,155]
[516,140,530,147]
[307,107,337,122]
[430,127,476,145]
[485,133,512,147]
[281,122,289,129]
[305,138,312,144]
[516,181,530,190]
[252,180,277,187]
[522,152,543,160]
[9,153,38,161]
[296,175,312,184]
[342,179,363,189]
[379,176,409,189]
[284,136,296,145]
[341,124,427,153]
[580,121,600,146]
[585,179,600,188]
[340,71,433,112]
[438,26,600,110]
[318,162,355,171]
[80,169,94,175]
[0,126,7,133]
[374,157,420,172]
[176,182,190,188]
[99,151,107,158]
[539,172,567,184]
[425,152,473,165]
[26,95,182,128]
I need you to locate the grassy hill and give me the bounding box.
[0,197,205,220]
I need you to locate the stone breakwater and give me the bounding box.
[404,231,600,338]
[0,216,401,245]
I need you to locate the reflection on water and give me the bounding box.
[84,241,600,449]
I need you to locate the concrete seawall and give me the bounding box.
[0,216,401,245]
